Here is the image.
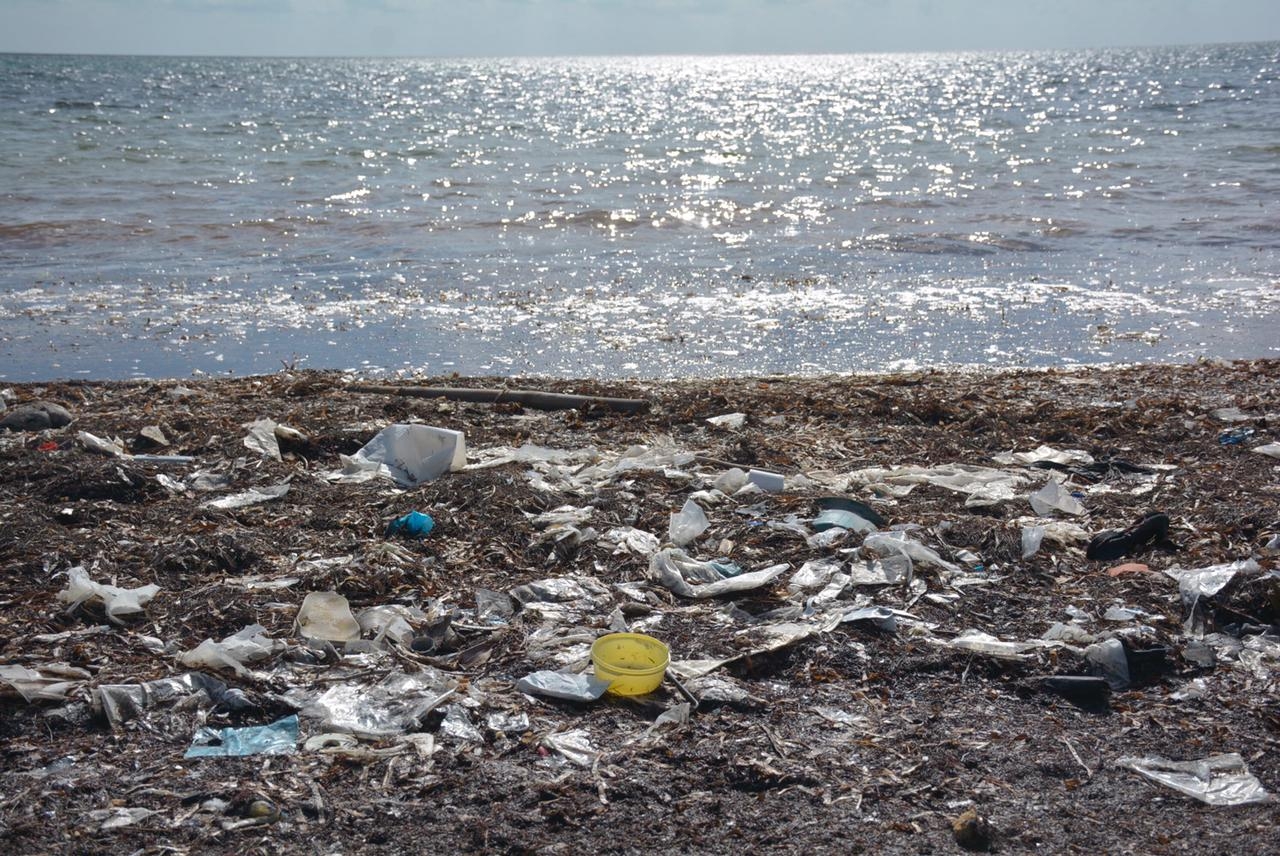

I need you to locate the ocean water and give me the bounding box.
[1,44,1278,381]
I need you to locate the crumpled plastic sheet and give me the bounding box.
[838,605,909,632]
[524,627,597,666]
[527,505,594,528]
[486,711,531,734]
[788,559,843,595]
[177,624,284,677]
[648,548,786,598]
[1029,480,1086,516]
[845,555,914,586]
[1251,442,1280,459]
[357,604,423,645]
[57,566,159,624]
[947,630,1043,660]
[600,526,660,557]
[77,430,127,457]
[200,482,290,510]
[1116,753,1276,806]
[1164,559,1259,606]
[863,532,959,578]
[1236,634,1280,681]
[509,576,613,624]
[439,705,484,742]
[185,714,299,758]
[516,670,611,702]
[642,703,692,738]
[706,412,746,429]
[845,463,1028,507]
[242,418,282,461]
[668,498,710,546]
[540,729,597,767]
[465,443,599,471]
[0,663,91,703]
[96,672,251,728]
[670,617,842,679]
[327,424,466,486]
[298,669,456,738]
[524,443,697,494]
[86,808,156,831]
[1012,517,1091,546]
[510,576,611,605]
[992,445,1095,467]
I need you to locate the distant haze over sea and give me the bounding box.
[1,44,1277,380]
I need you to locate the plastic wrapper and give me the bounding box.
[185,714,299,758]
[846,463,1027,507]
[846,555,913,586]
[948,630,1037,659]
[648,548,784,598]
[0,663,91,703]
[668,498,709,546]
[516,670,611,702]
[1164,559,1258,606]
[1117,754,1275,806]
[201,482,290,510]
[299,669,456,738]
[330,424,466,486]
[77,430,126,457]
[838,605,902,632]
[96,672,250,728]
[439,706,484,742]
[57,566,159,624]
[510,576,602,604]
[540,730,597,767]
[993,445,1094,467]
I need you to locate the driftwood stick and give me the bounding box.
[348,384,649,414]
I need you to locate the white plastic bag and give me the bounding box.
[333,424,466,486]
[668,498,709,546]
[57,567,159,624]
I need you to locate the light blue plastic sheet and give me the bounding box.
[184,714,299,758]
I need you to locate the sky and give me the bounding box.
[2,0,1279,57]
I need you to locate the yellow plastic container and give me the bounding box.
[591,633,670,696]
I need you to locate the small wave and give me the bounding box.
[847,232,1050,256]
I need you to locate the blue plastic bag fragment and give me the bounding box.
[184,714,299,758]
[1218,427,1255,446]
[386,511,435,538]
